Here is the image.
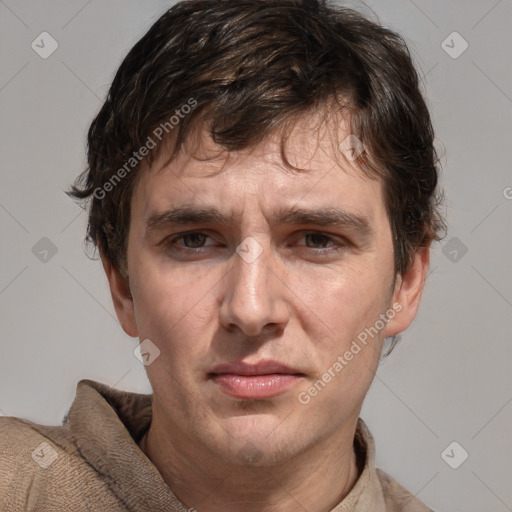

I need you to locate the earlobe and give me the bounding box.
[99,247,139,338]
[384,244,431,338]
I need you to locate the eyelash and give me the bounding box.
[163,231,346,255]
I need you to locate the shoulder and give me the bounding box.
[0,414,77,462]
[376,468,435,512]
[1,414,56,444]
[0,415,94,511]
[0,416,70,492]
[0,415,65,474]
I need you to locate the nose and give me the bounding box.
[219,239,290,338]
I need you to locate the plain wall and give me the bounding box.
[1,1,511,510]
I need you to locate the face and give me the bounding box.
[104,113,428,466]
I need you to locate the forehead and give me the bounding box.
[131,112,384,227]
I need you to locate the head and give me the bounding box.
[67,0,444,466]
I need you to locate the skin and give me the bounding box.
[101,112,430,512]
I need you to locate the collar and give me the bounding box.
[65,379,387,511]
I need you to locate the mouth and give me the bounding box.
[208,360,305,400]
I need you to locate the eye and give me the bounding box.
[294,232,347,255]
[164,232,214,251]
[301,233,336,249]
[161,230,347,258]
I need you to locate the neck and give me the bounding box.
[139,415,361,512]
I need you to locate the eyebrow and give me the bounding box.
[145,205,372,237]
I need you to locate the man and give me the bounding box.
[0,0,444,510]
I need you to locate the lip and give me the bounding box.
[209,360,304,400]
[210,360,302,376]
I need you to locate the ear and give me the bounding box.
[99,247,138,338]
[385,243,431,337]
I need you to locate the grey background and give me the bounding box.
[1,1,511,510]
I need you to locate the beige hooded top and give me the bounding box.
[0,379,433,511]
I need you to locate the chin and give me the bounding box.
[214,418,307,467]
[229,439,300,467]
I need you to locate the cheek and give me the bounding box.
[130,256,220,358]
[292,262,390,340]
[297,270,387,412]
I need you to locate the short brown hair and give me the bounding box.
[67,0,445,279]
